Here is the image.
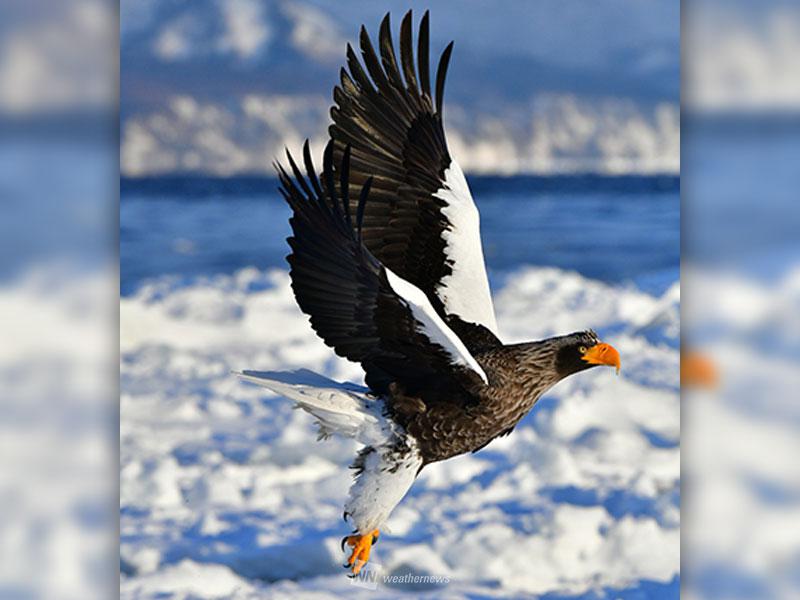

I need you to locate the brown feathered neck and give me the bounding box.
[482,330,602,388]
[500,340,565,389]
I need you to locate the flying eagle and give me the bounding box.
[238,11,620,575]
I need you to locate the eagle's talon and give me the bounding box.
[341,528,380,575]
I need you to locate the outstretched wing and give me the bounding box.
[328,10,499,339]
[277,140,488,394]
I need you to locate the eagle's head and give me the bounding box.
[554,330,621,378]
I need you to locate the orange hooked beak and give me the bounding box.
[581,342,621,374]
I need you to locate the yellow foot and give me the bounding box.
[341,529,379,575]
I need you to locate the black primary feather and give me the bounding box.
[327,10,500,356]
[399,11,419,97]
[418,11,431,98]
[302,140,323,198]
[435,41,454,117]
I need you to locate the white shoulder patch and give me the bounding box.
[385,268,488,384]
[434,161,499,335]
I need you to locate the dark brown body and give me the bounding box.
[387,342,563,464]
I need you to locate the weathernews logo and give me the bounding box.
[349,562,451,590]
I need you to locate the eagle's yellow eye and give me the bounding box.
[579,346,587,354]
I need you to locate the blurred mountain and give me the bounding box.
[121,0,679,176]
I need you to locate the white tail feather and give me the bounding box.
[236,368,422,533]
[235,369,389,445]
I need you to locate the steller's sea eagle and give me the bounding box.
[237,11,620,575]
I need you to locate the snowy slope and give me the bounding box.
[120,267,679,598]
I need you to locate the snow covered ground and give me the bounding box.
[681,265,800,600]
[120,266,680,598]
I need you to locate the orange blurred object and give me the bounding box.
[681,350,719,389]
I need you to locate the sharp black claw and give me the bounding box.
[372,534,379,545]
[341,536,349,552]
[347,573,357,579]
[342,511,350,523]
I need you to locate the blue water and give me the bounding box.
[120,175,679,297]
